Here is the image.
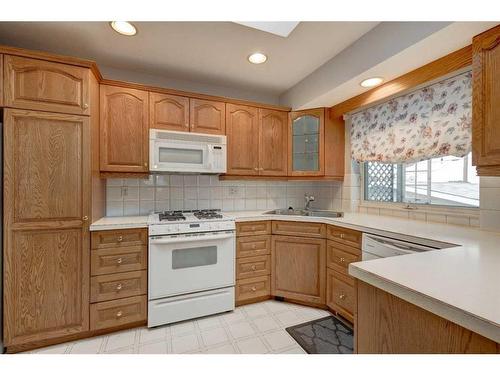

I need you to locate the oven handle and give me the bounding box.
[150,232,235,245]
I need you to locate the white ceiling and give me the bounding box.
[0,21,378,97]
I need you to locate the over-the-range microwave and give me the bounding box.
[149,129,227,174]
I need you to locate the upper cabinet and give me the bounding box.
[289,108,325,176]
[100,85,149,173]
[3,55,90,115]
[472,25,500,176]
[149,92,189,132]
[0,54,3,107]
[259,109,288,176]
[190,98,226,134]
[226,104,260,175]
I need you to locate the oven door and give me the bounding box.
[150,139,210,173]
[148,231,235,299]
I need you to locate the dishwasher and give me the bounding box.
[362,233,440,260]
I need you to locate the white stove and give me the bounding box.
[147,209,236,327]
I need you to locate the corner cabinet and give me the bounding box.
[100,85,149,173]
[288,108,325,176]
[472,25,500,176]
[259,109,288,176]
[3,109,90,347]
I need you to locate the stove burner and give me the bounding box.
[193,209,223,220]
[158,211,186,221]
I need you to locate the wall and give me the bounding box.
[105,175,342,217]
[479,177,500,231]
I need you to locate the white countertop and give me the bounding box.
[90,210,500,343]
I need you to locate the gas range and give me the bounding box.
[148,209,235,236]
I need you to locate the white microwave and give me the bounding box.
[149,129,227,174]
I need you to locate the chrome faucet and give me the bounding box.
[304,193,315,210]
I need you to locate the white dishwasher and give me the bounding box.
[362,233,439,260]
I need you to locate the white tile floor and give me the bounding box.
[27,300,331,354]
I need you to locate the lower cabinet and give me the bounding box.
[271,235,326,305]
[326,269,355,322]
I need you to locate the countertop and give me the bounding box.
[90,211,500,343]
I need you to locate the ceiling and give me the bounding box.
[0,21,378,97]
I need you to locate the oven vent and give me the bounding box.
[151,129,226,144]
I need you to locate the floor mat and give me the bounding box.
[285,315,353,354]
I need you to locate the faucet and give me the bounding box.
[304,193,315,211]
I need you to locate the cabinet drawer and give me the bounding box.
[327,240,360,275]
[90,270,147,303]
[236,221,271,236]
[90,295,146,331]
[4,55,90,115]
[236,275,270,302]
[236,255,271,280]
[272,221,326,238]
[91,228,147,249]
[327,269,355,321]
[327,225,362,248]
[91,246,147,276]
[236,235,271,258]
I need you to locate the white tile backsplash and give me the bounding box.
[105,174,343,217]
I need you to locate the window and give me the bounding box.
[364,152,479,208]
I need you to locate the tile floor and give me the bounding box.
[27,300,331,354]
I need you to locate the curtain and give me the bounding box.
[350,71,472,163]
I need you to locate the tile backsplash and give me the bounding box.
[105,174,343,217]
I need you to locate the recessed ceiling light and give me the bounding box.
[110,21,137,36]
[248,52,267,64]
[360,77,384,88]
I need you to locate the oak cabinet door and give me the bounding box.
[472,25,500,176]
[271,235,326,304]
[226,104,259,175]
[288,108,325,176]
[100,85,149,172]
[0,54,3,107]
[3,109,90,347]
[190,98,225,134]
[4,55,90,115]
[150,92,189,132]
[259,109,288,176]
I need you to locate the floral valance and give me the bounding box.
[350,71,472,163]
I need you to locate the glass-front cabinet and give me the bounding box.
[289,108,325,176]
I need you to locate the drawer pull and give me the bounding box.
[339,257,346,263]
[117,236,123,242]
[83,103,89,109]
[116,310,123,318]
[251,286,257,292]
[117,258,123,264]
[116,283,123,291]
[339,233,345,239]
[251,265,257,271]
[339,294,346,300]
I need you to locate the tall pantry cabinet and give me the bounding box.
[1,52,103,350]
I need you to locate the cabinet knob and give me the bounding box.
[82,215,89,221]
[116,283,123,291]
[254,167,259,171]
[144,162,148,167]
[339,294,346,300]
[251,286,257,292]
[116,311,123,318]
[117,257,123,264]
[83,103,88,109]
[117,236,123,242]
[251,265,257,271]
[339,233,345,239]
[339,257,346,263]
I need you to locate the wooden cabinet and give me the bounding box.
[236,276,271,303]
[226,103,260,175]
[289,108,325,176]
[3,109,90,347]
[237,255,271,280]
[326,269,355,322]
[3,55,90,115]
[259,109,288,176]
[236,221,271,236]
[190,98,226,134]
[91,246,147,276]
[271,235,326,305]
[90,270,147,303]
[326,240,360,277]
[90,295,147,331]
[472,25,500,176]
[272,220,326,238]
[149,92,189,131]
[0,54,3,107]
[91,228,148,249]
[327,225,362,249]
[237,235,271,258]
[100,85,149,173]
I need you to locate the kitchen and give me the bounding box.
[0,3,499,373]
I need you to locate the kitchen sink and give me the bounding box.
[265,208,343,218]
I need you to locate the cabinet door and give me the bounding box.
[0,54,3,107]
[259,109,288,176]
[3,109,90,347]
[289,108,325,176]
[4,55,90,115]
[100,85,149,172]
[190,98,226,134]
[271,235,326,304]
[472,25,500,176]
[226,104,259,175]
[150,92,189,132]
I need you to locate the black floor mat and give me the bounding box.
[285,315,354,354]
